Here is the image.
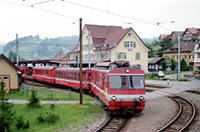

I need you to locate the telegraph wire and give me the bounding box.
[31,0,55,7]
[61,0,155,26]
[0,0,78,21]
[3,42,77,46]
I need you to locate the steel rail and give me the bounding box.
[177,96,196,132]
[157,96,196,132]
[95,116,127,132]
[157,96,182,132]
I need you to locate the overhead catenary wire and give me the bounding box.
[2,0,172,31]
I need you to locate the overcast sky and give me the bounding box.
[0,0,200,43]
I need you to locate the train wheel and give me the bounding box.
[134,110,142,113]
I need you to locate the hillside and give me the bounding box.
[2,35,78,60]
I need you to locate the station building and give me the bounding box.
[0,54,19,92]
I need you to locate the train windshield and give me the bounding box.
[110,76,126,89]
[128,76,144,89]
[110,75,144,89]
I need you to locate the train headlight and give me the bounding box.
[111,96,117,101]
[125,69,129,73]
[139,96,144,101]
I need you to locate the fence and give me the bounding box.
[19,85,73,99]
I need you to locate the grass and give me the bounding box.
[10,103,104,132]
[145,74,190,81]
[6,86,94,101]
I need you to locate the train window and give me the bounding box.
[69,73,71,79]
[78,73,80,80]
[128,76,144,89]
[110,76,126,89]
[88,73,91,80]
[64,72,66,78]
[56,72,61,78]
[74,73,77,80]
[60,72,62,78]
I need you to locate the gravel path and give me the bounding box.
[125,97,177,132]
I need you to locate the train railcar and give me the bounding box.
[54,67,91,90]
[32,66,56,84]
[31,64,146,114]
[90,68,145,114]
[18,67,27,80]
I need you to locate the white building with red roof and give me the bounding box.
[68,24,151,72]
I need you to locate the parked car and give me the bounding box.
[156,71,165,78]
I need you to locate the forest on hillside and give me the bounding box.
[0,35,158,61]
[2,35,78,61]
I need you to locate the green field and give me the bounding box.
[6,86,94,101]
[10,103,104,132]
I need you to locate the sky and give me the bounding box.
[0,0,200,44]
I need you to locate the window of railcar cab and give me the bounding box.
[110,76,126,89]
[128,76,144,89]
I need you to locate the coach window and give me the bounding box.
[128,76,144,89]
[74,73,77,80]
[69,73,72,79]
[63,72,66,78]
[110,76,126,89]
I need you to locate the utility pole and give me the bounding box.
[114,43,117,60]
[177,32,181,80]
[16,34,19,67]
[88,31,91,68]
[79,18,83,105]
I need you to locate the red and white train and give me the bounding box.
[30,64,146,114]
[18,67,27,80]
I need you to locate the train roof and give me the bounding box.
[91,67,145,74]
[33,66,57,70]
[55,67,90,72]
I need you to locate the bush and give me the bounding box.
[15,115,30,129]
[37,112,60,124]
[146,73,160,80]
[179,78,190,81]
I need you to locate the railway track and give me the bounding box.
[95,116,129,132]
[157,96,196,132]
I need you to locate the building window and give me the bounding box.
[85,54,88,60]
[172,55,178,59]
[189,55,194,59]
[181,55,186,59]
[198,53,200,58]
[91,54,94,60]
[135,52,140,60]
[82,55,85,60]
[97,54,101,60]
[118,52,126,60]
[124,41,136,48]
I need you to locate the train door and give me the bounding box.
[0,75,10,93]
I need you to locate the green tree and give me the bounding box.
[170,58,176,71]
[180,59,188,71]
[0,80,15,132]
[160,57,176,72]
[8,50,16,62]
[26,90,41,108]
[158,38,174,56]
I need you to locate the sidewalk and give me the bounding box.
[8,99,102,104]
[145,76,200,100]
